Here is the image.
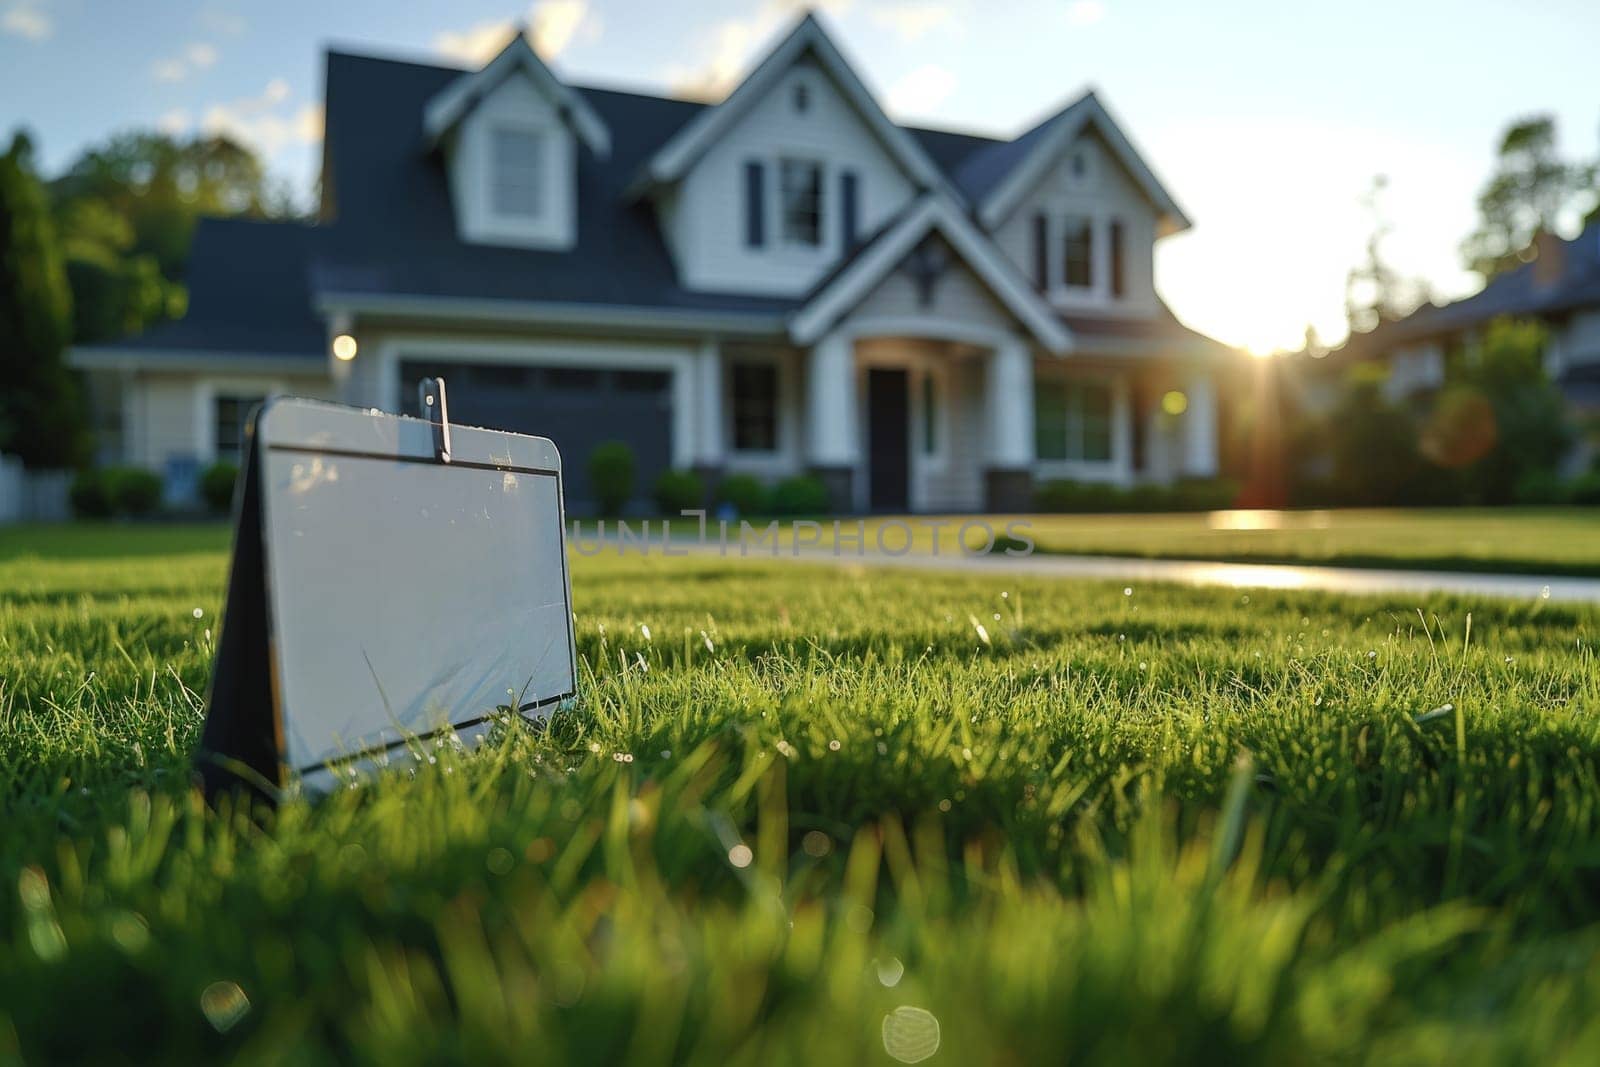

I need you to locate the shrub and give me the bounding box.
[715,474,769,516]
[1033,478,1239,514]
[103,467,162,516]
[652,468,703,515]
[586,441,635,515]
[200,461,239,514]
[1513,469,1569,506]
[1569,471,1600,507]
[1172,478,1239,511]
[771,475,830,516]
[1033,480,1125,513]
[69,469,112,518]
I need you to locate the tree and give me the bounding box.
[1460,116,1596,281]
[0,131,86,468]
[48,131,283,344]
[1449,318,1570,503]
[1344,175,1431,335]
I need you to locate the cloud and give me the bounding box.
[161,80,322,158]
[885,64,957,118]
[434,0,600,66]
[151,41,220,83]
[197,6,246,36]
[665,0,850,100]
[871,2,955,41]
[1065,0,1105,26]
[1,2,51,40]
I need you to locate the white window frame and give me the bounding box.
[777,157,825,250]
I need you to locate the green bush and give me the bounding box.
[652,469,703,515]
[586,442,636,516]
[1569,471,1600,507]
[200,461,239,514]
[103,467,162,516]
[1033,478,1239,514]
[1513,469,1569,506]
[68,469,112,518]
[771,475,830,516]
[715,474,769,516]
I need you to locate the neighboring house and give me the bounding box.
[1336,223,1600,473]
[70,13,1231,513]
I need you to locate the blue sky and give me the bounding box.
[2,0,1596,350]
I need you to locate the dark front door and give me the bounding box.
[867,368,910,511]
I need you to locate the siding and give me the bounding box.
[850,237,1015,332]
[666,61,918,296]
[991,130,1159,318]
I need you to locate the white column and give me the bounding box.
[985,335,1034,467]
[693,337,724,468]
[1181,370,1218,477]
[806,330,858,466]
[1112,374,1134,486]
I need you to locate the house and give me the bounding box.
[1335,223,1600,473]
[70,12,1231,513]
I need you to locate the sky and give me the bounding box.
[2,0,1597,353]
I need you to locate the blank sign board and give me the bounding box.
[197,394,576,795]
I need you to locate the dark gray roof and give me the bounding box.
[82,50,1217,360]
[1344,221,1600,358]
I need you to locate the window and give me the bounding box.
[1034,380,1113,462]
[1109,219,1126,298]
[793,82,810,113]
[214,395,265,461]
[1062,217,1093,288]
[921,373,938,455]
[779,159,823,247]
[731,362,779,451]
[490,127,543,219]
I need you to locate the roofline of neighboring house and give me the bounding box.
[314,292,792,338]
[68,347,327,376]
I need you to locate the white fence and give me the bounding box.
[0,454,73,523]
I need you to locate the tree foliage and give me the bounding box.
[1460,116,1597,281]
[1344,175,1430,335]
[0,132,85,467]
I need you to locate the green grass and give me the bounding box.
[997,508,1600,576]
[4,526,1600,1062]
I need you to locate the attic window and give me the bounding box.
[793,82,810,113]
[490,127,544,219]
[779,158,823,247]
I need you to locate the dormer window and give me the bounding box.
[490,126,544,219]
[779,158,823,247]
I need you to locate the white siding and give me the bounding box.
[991,130,1159,317]
[664,60,918,296]
[122,371,332,470]
[922,356,984,510]
[446,72,577,250]
[849,238,1015,330]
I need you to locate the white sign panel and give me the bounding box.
[197,392,576,795]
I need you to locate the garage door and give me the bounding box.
[399,361,673,513]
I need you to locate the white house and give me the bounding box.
[71,12,1231,512]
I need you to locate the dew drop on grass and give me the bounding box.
[1123,587,1133,597]
[875,956,905,987]
[829,739,841,751]
[727,844,753,868]
[882,1006,940,1063]
[802,830,831,857]
[192,607,204,619]
[199,981,250,1033]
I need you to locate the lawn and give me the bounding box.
[4,525,1600,1063]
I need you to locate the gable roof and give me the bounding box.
[790,194,1072,353]
[960,91,1191,236]
[1344,221,1600,358]
[422,30,610,158]
[628,13,955,201]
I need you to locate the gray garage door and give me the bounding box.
[399,361,673,514]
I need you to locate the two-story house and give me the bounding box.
[71,12,1230,513]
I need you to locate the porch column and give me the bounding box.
[806,329,858,511]
[1181,370,1219,478]
[984,335,1034,511]
[692,337,724,504]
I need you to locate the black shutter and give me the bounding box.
[744,161,766,248]
[1109,219,1126,297]
[840,169,860,249]
[1032,213,1049,290]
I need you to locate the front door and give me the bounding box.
[867,368,910,511]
